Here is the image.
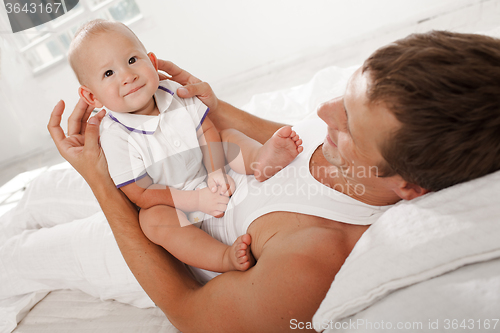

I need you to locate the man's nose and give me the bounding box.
[317,96,343,127]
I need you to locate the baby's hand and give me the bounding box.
[207,170,236,196]
[198,187,230,218]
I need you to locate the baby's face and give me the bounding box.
[78,27,159,114]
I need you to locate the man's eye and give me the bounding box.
[129,56,137,64]
[104,70,114,77]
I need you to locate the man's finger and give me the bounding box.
[177,82,212,99]
[47,100,67,145]
[158,72,170,81]
[157,59,201,85]
[80,103,95,135]
[84,110,105,149]
[68,98,93,136]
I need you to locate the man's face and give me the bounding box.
[79,27,159,114]
[317,68,400,189]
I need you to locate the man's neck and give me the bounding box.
[309,146,401,206]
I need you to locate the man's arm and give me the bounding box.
[158,60,284,144]
[48,99,329,333]
[208,100,284,145]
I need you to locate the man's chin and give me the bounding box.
[322,145,342,167]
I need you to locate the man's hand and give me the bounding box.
[47,98,109,186]
[157,60,219,112]
[197,187,230,218]
[207,170,236,196]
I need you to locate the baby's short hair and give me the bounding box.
[68,19,145,84]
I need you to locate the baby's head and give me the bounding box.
[69,19,159,114]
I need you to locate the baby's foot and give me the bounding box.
[225,234,255,271]
[254,126,303,182]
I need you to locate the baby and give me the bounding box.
[68,19,303,273]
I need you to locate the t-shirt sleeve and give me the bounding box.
[188,95,209,131]
[100,127,147,188]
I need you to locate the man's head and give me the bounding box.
[68,19,159,114]
[318,31,500,201]
[364,31,500,192]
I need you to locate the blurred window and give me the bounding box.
[0,0,142,75]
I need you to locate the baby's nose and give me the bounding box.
[122,70,138,84]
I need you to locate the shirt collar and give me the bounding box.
[106,83,175,135]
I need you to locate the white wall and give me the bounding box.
[0,0,484,170]
[134,0,464,83]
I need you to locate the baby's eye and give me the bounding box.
[128,56,137,65]
[104,70,114,78]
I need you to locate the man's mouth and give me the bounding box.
[326,134,337,147]
[124,85,145,96]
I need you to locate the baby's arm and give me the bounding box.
[120,176,229,217]
[197,117,235,195]
[120,175,198,211]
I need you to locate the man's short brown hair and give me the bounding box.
[363,30,500,191]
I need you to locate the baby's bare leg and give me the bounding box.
[220,128,262,175]
[139,205,253,272]
[221,127,303,181]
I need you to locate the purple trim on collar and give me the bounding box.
[196,107,210,131]
[116,172,148,188]
[108,113,156,135]
[158,85,175,95]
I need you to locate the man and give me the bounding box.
[48,31,500,332]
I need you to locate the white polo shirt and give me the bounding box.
[100,80,209,191]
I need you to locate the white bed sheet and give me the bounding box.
[14,290,178,333]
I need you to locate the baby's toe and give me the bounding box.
[277,126,293,138]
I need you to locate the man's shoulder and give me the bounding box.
[255,214,353,269]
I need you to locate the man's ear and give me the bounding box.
[78,86,103,108]
[148,52,158,71]
[390,176,430,200]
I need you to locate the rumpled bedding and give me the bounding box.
[0,168,155,333]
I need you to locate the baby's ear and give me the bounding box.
[148,52,158,71]
[79,86,103,108]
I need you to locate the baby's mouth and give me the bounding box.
[124,84,145,96]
